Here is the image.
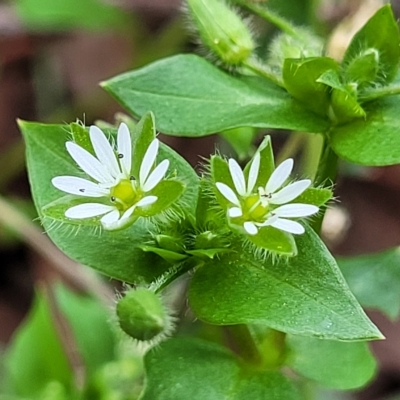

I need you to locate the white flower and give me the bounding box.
[216,154,318,235]
[51,123,169,229]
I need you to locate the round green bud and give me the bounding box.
[116,288,170,341]
[187,0,254,65]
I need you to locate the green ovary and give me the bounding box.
[111,179,141,209]
[242,194,269,222]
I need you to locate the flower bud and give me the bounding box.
[344,48,380,88]
[186,0,254,65]
[116,288,173,342]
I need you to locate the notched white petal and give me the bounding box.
[244,221,258,235]
[271,179,311,205]
[265,158,294,194]
[100,209,120,225]
[216,182,241,206]
[140,139,159,185]
[52,176,108,197]
[136,195,158,207]
[229,158,246,196]
[117,123,132,176]
[66,142,114,184]
[247,152,260,194]
[271,218,305,234]
[65,203,114,219]
[273,203,319,218]
[89,126,120,178]
[228,207,242,218]
[142,159,169,192]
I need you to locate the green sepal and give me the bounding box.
[317,69,365,124]
[245,225,297,257]
[294,187,332,207]
[186,248,232,260]
[210,155,233,208]
[342,4,400,85]
[283,57,339,116]
[195,180,221,228]
[70,122,94,153]
[244,135,275,190]
[154,234,185,253]
[330,87,366,124]
[136,180,185,217]
[131,112,156,179]
[139,245,188,263]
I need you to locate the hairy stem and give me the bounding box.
[359,84,400,103]
[233,0,297,36]
[152,257,203,294]
[242,58,284,87]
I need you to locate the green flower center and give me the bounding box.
[110,179,141,210]
[242,194,269,222]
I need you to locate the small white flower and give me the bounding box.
[216,154,318,235]
[52,123,169,229]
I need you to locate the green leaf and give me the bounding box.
[330,95,400,166]
[102,54,329,136]
[20,121,198,283]
[140,338,301,400]
[14,0,128,32]
[338,248,400,320]
[283,57,339,116]
[286,335,377,389]
[189,227,382,340]
[342,4,400,85]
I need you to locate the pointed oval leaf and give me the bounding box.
[189,227,382,340]
[102,54,329,136]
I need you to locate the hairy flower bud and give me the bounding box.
[186,0,254,64]
[116,288,174,342]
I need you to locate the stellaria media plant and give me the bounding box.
[20,0,400,398]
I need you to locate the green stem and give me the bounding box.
[242,57,284,87]
[359,84,400,103]
[225,325,263,366]
[276,132,305,165]
[151,257,203,294]
[311,139,338,233]
[233,0,297,36]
